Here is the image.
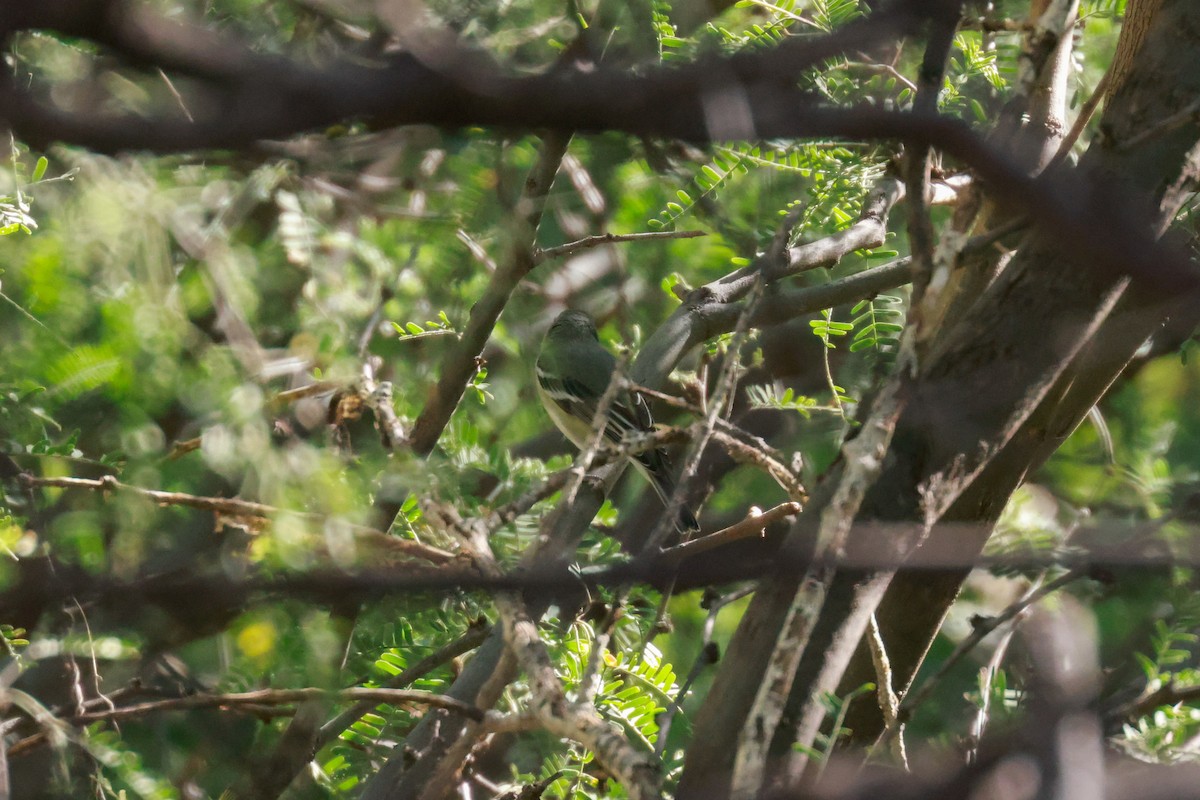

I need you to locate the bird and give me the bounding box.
[535,309,700,535]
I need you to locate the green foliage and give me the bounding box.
[0,0,1198,794]
[1122,705,1200,764]
[81,723,177,800]
[985,486,1075,579]
[809,309,853,349]
[392,310,457,341]
[966,666,1020,732]
[601,644,678,747]
[796,683,873,764]
[808,308,854,415]
[809,0,863,32]
[720,0,803,51]
[848,294,903,365]
[746,384,841,419]
[0,623,29,655]
[1081,0,1126,17]
[1120,592,1200,764]
[651,1,688,62]
[648,150,749,230]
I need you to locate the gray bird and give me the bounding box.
[536,310,700,534]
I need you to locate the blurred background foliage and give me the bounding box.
[6,0,1200,798]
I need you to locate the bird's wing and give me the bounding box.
[537,350,698,533]
[536,365,650,445]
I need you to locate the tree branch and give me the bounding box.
[19,473,455,565]
[533,229,706,264]
[660,503,803,565]
[408,131,571,455]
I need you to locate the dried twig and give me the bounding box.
[9,686,485,758]
[533,229,706,264]
[19,473,455,565]
[654,585,753,758]
[360,355,407,449]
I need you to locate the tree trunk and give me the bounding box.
[677,1,1200,794]
[836,0,1198,747]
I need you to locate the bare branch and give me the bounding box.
[0,2,1189,302]
[0,2,927,153]
[865,614,906,769]
[700,176,904,307]
[417,506,661,800]
[361,355,407,450]
[533,230,706,265]
[9,686,487,757]
[905,1,960,315]
[70,687,485,722]
[728,370,906,796]
[19,473,456,565]
[660,503,803,565]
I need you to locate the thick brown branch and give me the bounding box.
[0,4,1192,304]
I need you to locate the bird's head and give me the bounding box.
[546,310,600,342]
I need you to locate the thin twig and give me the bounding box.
[157,68,195,121]
[318,621,492,746]
[430,505,661,800]
[965,612,1019,763]
[561,355,631,512]
[24,474,278,518]
[875,567,1087,752]
[699,177,904,307]
[1046,66,1111,171]
[20,473,455,564]
[1119,95,1200,152]
[488,468,574,529]
[533,229,706,264]
[268,381,339,407]
[628,385,801,492]
[361,355,407,450]
[905,3,959,320]
[654,585,753,758]
[709,431,806,501]
[69,687,485,722]
[843,57,917,92]
[8,686,486,757]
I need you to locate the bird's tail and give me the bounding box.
[632,449,700,535]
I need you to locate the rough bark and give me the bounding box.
[777,0,1200,768]
[1105,0,1167,102]
[837,0,1200,746]
[677,2,1200,794]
